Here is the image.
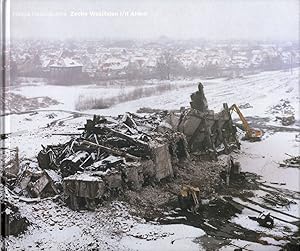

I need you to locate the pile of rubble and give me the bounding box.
[270,99,294,114]
[1,82,240,214]
[0,92,60,115]
[238,103,253,109]
[269,99,295,126]
[1,147,61,199]
[178,83,240,156]
[0,184,30,237]
[1,148,20,184]
[36,112,189,210]
[261,193,296,207]
[279,154,300,168]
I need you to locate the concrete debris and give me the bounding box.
[18,169,59,198]
[63,172,105,210]
[270,99,294,113]
[35,83,239,210]
[2,83,240,212]
[36,111,191,209]
[178,83,240,155]
[279,154,300,168]
[190,82,208,112]
[261,193,296,207]
[30,170,59,198]
[249,211,274,228]
[269,99,295,126]
[275,114,295,126]
[238,103,253,109]
[1,148,20,180]
[1,200,29,237]
[0,185,30,237]
[2,92,60,114]
[220,155,241,186]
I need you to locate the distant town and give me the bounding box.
[6,38,300,85]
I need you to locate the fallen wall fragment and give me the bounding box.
[178,83,240,155]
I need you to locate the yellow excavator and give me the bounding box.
[178,185,200,214]
[229,104,263,141]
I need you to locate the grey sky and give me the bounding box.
[9,0,299,41]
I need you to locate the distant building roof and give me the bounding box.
[49,58,83,68]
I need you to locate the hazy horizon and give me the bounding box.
[8,0,300,41]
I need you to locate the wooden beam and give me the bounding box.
[82,140,141,161]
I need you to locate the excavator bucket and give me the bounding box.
[178,185,200,213]
[246,129,263,141]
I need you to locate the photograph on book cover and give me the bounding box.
[0,0,299,250]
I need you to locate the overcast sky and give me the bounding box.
[9,0,300,41]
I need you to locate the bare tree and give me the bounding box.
[156,51,173,80]
[126,61,142,80]
[156,51,186,80]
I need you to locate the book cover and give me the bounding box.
[1,0,299,250]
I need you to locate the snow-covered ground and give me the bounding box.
[10,83,143,111]
[5,112,88,158]
[11,69,298,119]
[100,69,299,119]
[10,81,195,112]
[120,223,205,251]
[236,131,300,191]
[4,68,300,250]
[219,239,281,251]
[4,195,205,251]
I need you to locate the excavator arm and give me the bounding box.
[229,104,262,141]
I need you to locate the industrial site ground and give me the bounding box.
[1,68,300,250]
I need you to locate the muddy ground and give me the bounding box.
[123,169,299,249]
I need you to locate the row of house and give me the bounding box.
[10,40,300,82]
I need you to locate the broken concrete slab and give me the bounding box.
[102,170,123,190]
[64,173,105,199]
[150,143,173,181]
[29,171,58,198]
[123,163,143,191]
[63,172,105,210]
[178,86,240,154]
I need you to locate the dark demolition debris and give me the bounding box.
[1,83,240,217]
[249,211,274,228]
[279,154,300,168]
[0,185,30,237]
[35,82,240,210]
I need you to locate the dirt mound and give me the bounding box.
[123,158,224,219]
[1,191,30,237]
[1,92,60,114]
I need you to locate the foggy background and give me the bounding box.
[10,0,299,41]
